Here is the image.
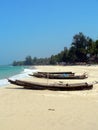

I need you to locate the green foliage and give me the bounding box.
[68,47,77,63]
[95,40,98,55]
[13,61,24,66]
[71,32,88,62]
[24,56,33,65]
[12,32,98,66]
[50,55,57,65]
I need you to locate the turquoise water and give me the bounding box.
[0,65,25,79]
[0,65,37,87]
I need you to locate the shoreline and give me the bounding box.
[0,65,98,130]
[0,66,37,87]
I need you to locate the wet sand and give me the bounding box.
[0,65,98,130]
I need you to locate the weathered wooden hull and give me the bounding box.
[30,72,87,79]
[8,79,93,91]
[38,71,74,74]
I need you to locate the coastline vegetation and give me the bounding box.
[12,32,98,66]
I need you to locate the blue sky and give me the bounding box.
[0,0,98,65]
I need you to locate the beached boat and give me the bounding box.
[37,71,74,74]
[30,72,87,79]
[8,79,93,90]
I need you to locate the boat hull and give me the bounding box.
[8,79,93,91]
[30,72,87,79]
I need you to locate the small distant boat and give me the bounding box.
[8,79,93,91]
[30,72,87,79]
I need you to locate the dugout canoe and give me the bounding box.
[8,79,93,90]
[37,71,74,74]
[30,72,87,79]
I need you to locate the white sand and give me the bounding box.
[0,65,98,130]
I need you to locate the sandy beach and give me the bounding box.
[0,65,98,130]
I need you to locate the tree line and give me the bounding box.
[12,32,98,66]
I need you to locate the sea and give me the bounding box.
[0,65,37,87]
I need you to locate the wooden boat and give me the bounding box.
[37,71,74,74]
[30,72,87,79]
[8,79,93,90]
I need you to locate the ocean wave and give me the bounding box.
[0,68,38,87]
[0,79,10,87]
